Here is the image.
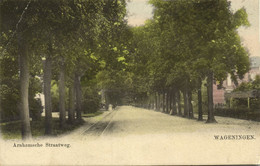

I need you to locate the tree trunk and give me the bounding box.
[151,95,155,110]
[166,92,169,113]
[0,4,1,133]
[188,90,194,119]
[198,79,203,121]
[158,93,161,111]
[75,73,82,121]
[169,90,173,114]
[177,90,182,116]
[59,57,66,128]
[206,71,217,123]
[162,92,165,112]
[170,91,177,115]
[168,92,171,113]
[0,105,2,137]
[154,92,158,110]
[148,97,152,109]
[68,80,75,124]
[18,35,32,139]
[44,41,53,135]
[183,90,188,117]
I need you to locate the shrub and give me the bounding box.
[0,82,20,122]
[29,98,43,121]
[214,108,260,121]
[82,86,101,114]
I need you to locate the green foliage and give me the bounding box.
[234,82,252,91]
[252,75,260,90]
[82,86,101,114]
[51,81,59,112]
[192,80,208,114]
[29,77,43,121]
[0,0,130,122]
[0,0,253,131]
[215,108,260,121]
[82,111,103,118]
[232,75,260,109]
[96,69,134,105]
[0,83,19,121]
[0,117,84,139]
[234,75,260,91]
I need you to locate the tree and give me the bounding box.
[0,0,34,139]
[194,1,250,123]
[149,0,250,123]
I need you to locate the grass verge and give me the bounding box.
[82,111,104,118]
[0,117,84,140]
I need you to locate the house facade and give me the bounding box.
[213,56,260,106]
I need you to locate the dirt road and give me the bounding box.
[1,106,260,165]
[68,106,260,137]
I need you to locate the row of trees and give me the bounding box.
[125,0,250,123]
[0,0,129,139]
[0,0,252,139]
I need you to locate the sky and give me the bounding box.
[126,0,153,26]
[126,0,260,57]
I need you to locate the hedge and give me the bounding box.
[214,108,260,122]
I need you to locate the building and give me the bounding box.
[213,56,260,105]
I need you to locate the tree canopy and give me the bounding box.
[0,0,253,139]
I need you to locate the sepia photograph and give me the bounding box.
[0,0,260,165]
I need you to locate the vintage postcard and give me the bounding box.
[0,0,260,165]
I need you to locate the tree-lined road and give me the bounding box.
[1,0,259,164]
[67,106,260,139]
[1,0,254,140]
[61,106,260,165]
[2,106,260,165]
